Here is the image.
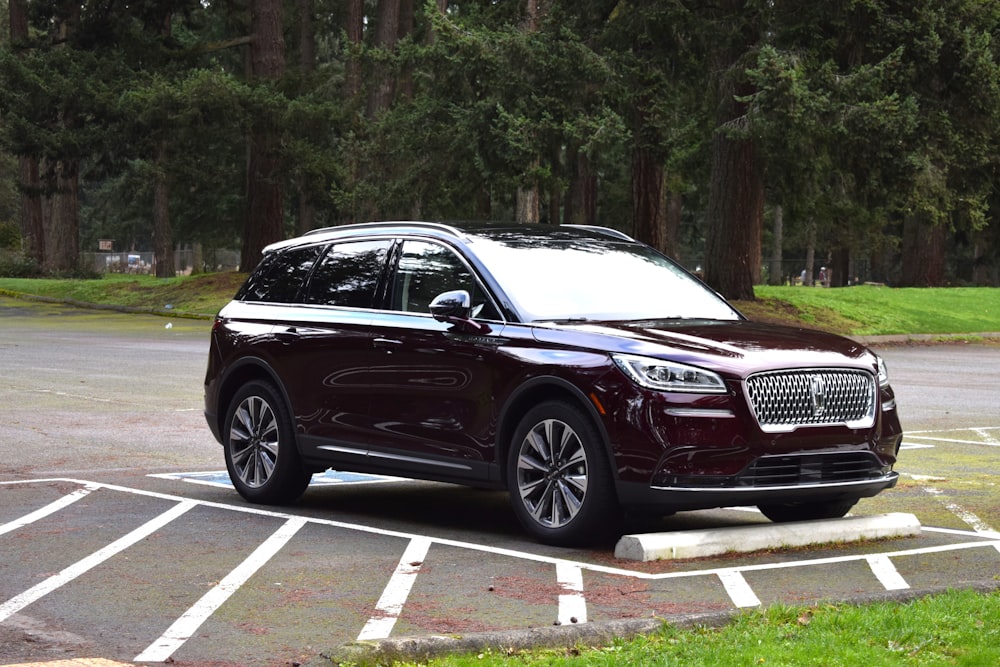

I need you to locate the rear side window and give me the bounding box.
[303,240,393,308]
[240,244,324,303]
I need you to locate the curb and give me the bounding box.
[307,581,1000,666]
[614,512,921,561]
[852,332,1000,346]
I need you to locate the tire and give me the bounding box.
[758,499,857,523]
[507,400,620,546]
[223,380,311,504]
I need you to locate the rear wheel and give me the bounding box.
[758,499,857,523]
[507,401,619,546]
[224,380,311,504]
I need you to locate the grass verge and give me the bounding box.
[750,285,1000,336]
[0,273,246,317]
[396,589,1000,666]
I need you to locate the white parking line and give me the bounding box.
[356,537,431,641]
[905,426,1000,448]
[0,500,197,624]
[866,555,909,590]
[924,487,1000,537]
[0,483,99,537]
[135,516,308,662]
[906,435,1000,447]
[974,428,1000,445]
[556,562,587,625]
[717,570,760,608]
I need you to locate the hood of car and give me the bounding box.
[532,318,874,377]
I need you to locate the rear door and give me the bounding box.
[276,239,394,465]
[363,239,507,482]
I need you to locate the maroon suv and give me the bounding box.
[204,222,902,546]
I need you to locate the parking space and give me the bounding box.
[3,433,1000,666]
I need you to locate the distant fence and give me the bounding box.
[82,249,241,275]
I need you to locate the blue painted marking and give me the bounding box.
[151,470,403,489]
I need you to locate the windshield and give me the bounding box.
[470,235,741,322]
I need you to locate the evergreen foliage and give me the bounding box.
[1,0,999,290]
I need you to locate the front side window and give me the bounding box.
[391,240,501,320]
[304,240,393,308]
[241,244,324,303]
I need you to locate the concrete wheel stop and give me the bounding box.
[614,512,922,561]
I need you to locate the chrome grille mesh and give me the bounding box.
[745,369,876,432]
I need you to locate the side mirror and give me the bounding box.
[429,290,472,321]
[429,290,491,334]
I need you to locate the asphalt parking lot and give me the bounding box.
[1,298,999,666]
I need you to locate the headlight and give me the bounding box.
[876,355,890,388]
[612,354,727,394]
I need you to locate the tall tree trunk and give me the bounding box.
[397,0,415,101]
[515,0,544,223]
[241,0,287,270]
[516,180,540,224]
[564,147,597,225]
[9,0,44,265]
[702,1,763,300]
[664,191,681,261]
[768,204,783,285]
[899,215,946,286]
[367,0,400,118]
[631,147,666,253]
[345,0,363,99]
[295,0,316,235]
[42,3,81,274]
[17,159,44,265]
[972,229,992,286]
[831,246,850,288]
[43,160,79,273]
[704,111,763,300]
[803,220,816,286]
[153,141,175,278]
[192,242,204,274]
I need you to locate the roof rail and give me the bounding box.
[303,220,468,238]
[563,224,635,242]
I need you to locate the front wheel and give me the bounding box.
[507,401,620,546]
[758,499,857,523]
[224,380,311,504]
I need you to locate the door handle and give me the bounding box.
[274,326,298,340]
[373,337,403,349]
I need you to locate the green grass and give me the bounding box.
[0,272,246,317]
[751,285,1000,336]
[396,589,1000,667]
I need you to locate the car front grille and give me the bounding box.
[745,369,876,433]
[653,451,890,489]
[741,451,885,486]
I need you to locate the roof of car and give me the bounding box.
[261,221,636,255]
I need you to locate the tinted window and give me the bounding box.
[304,240,392,308]
[241,244,324,303]
[391,240,501,320]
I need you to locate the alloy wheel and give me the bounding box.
[515,418,589,529]
[229,395,280,489]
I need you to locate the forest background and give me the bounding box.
[1,0,1000,301]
